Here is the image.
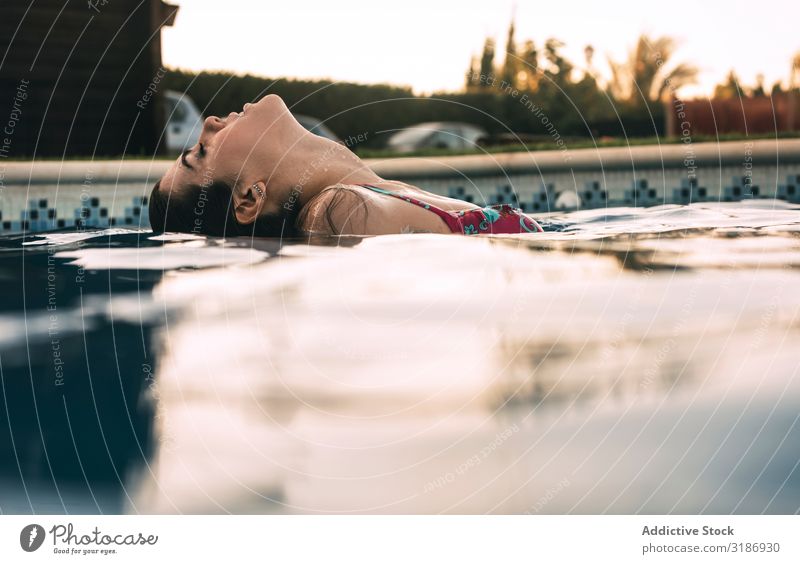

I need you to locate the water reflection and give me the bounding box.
[130,204,799,514]
[0,232,169,513]
[2,202,800,514]
[0,228,356,513]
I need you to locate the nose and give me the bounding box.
[202,115,225,134]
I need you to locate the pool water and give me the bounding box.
[1,201,799,514]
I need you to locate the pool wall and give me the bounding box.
[1,139,799,233]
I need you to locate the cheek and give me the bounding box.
[221,121,272,175]
[210,127,252,177]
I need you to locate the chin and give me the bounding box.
[250,94,297,127]
[256,93,287,112]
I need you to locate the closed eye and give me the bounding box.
[180,143,205,170]
[180,149,193,170]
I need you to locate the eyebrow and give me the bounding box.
[180,149,194,170]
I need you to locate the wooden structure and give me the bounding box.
[0,0,178,157]
[666,92,799,137]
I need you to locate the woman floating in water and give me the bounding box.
[149,94,543,237]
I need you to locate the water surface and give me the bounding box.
[1,202,799,514]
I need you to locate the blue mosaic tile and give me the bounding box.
[624,179,659,206]
[581,180,608,209]
[447,186,466,199]
[486,184,522,206]
[527,182,554,212]
[671,177,708,204]
[723,176,760,200]
[776,174,800,203]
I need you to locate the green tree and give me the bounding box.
[465,55,480,90]
[608,35,698,104]
[789,52,800,130]
[501,18,518,88]
[543,38,573,86]
[792,52,800,91]
[479,37,496,86]
[713,70,741,100]
[583,45,595,79]
[752,73,766,97]
[517,40,539,91]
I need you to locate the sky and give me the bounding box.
[162,0,799,98]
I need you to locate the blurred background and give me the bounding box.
[1,0,798,158]
[2,1,800,516]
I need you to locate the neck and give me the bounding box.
[275,133,383,210]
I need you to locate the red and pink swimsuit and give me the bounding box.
[356,184,543,235]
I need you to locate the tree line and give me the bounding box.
[162,23,799,150]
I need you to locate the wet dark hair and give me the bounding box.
[149,180,368,237]
[148,179,302,238]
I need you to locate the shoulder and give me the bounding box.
[298,184,374,236]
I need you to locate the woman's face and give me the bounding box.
[159,94,301,198]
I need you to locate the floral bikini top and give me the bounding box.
[355,184,543,235]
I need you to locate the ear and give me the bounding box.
[233,181,267,225]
